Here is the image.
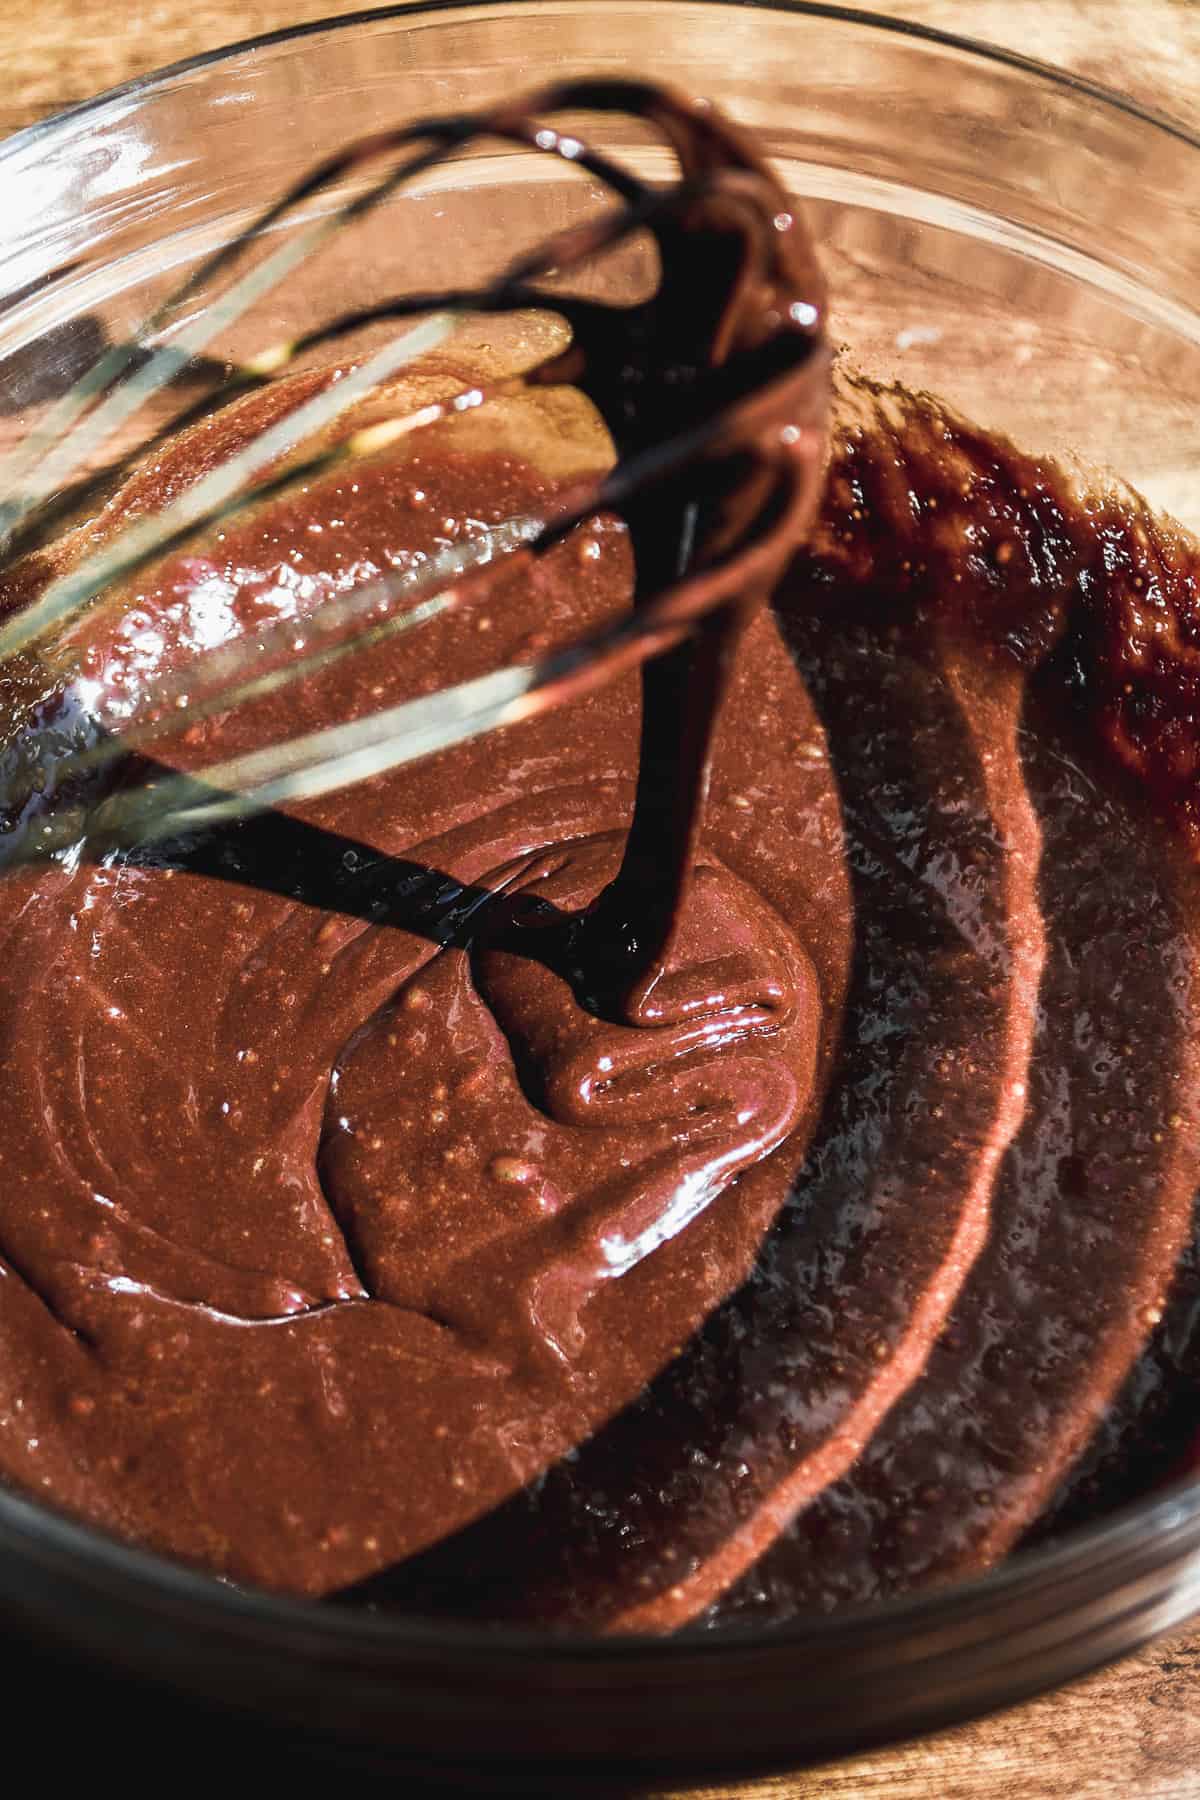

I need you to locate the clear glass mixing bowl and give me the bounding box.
[1,0,1200,1778]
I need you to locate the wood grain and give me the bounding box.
[1,4,1199,1795]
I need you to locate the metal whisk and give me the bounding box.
[0,79,828,864]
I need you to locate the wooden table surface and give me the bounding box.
[1,2,1199,1795]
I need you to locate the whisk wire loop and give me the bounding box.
[0,81,827,863]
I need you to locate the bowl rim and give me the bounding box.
[2,0,1200,167]
[0,0,1199,1689]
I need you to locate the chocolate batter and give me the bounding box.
[1,85,1199,1634]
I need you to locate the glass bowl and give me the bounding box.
[2,0,1200,1778]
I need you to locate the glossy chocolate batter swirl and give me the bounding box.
[1,85,1199,1634]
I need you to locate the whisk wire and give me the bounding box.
[0,81,825,864]
[72,447,808,849]
[0,90,658,557]
[0,156,739,666]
